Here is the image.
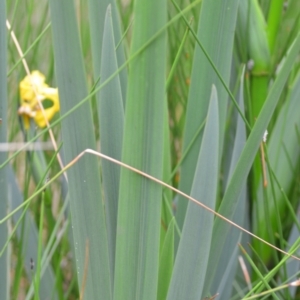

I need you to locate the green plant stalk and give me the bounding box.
[12,255,24,299]
[253,69,300,265]
[248,243,279,288]
[250,75,269,201]
[166,24,190,91]
[250,75,269,123]
[169,119,205,181]
[22,0,34,52]
[160,99,174,252]
[239,244,280,300]
[263,145,285,264]
[245,236,300,297]
[267,0,284,54]
[157,218,174,300]
[254,88,300,259]
[7,22,51,77]
[30,3,49,68]
[245,0,277,265]
[250,76,269,199]
[34,192,45,300]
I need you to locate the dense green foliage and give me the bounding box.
[1,0,300,299]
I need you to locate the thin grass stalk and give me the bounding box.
[3,148,300,263]
[33,192,45,300]
[157,218,174,300]
[160,99,173,249]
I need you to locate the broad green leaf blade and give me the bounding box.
[167,86,219,300]
[48,1,111,298]
[157,218,174,300]
[97,5,124,284]
[206,69,247,296]
[0,2,9,299]
[253,71,300,261]
[206,32,300,287]
[175,0,239,236]
[113,0,167,298]
[88,0,127,105]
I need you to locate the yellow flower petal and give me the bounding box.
[18,71,60,128]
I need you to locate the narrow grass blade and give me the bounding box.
[207,32,300,286]
[48,0,111,298]
[157,218,174,300]
[167,86,219,300]
[175,0,239,235]
[160,100,173,252]
[286,210,300,297]
[88,0,127,104]
[0,2,9,299]
[113,0,167,298]
[205,68,247,296]
[97,5,124,284]
[33,193,45,300]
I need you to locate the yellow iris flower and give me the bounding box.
[18,70,60,129]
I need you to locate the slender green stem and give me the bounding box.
[239,244,280,300]
[267,0,284,54]
[34,191,45,300]
[7,22,51,77]
[166,23,190,91]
